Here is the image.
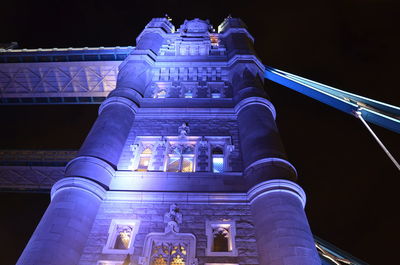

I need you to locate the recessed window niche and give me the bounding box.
[206,220,238,256]
[103,219,140,254]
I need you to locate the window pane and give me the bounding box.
[114,226,132,249]
[138,157,150,171]
[181,157,193,172]
[152,256,167,265]
[167,157,180,172]
[213,231,229,252]
[212,157,224,173]
[171,255,185,265]
[211,93,221,98]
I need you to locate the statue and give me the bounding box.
[178,122,190,138]
[164,203,182,233]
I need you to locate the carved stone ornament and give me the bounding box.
[178,122,190,138]
[138,256,148,265]
[179,18,212,33]
[226,144,235,152]
[139,203,198,265]
[157,138,167,147]
[164,203,182,233]
[130,144,139,152]
[199,138,208,148]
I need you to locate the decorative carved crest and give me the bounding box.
[179,18,212,33]
[140,203,198,265]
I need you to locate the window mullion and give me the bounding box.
[179,155,183,172]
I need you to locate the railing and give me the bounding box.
[0,149,77,166]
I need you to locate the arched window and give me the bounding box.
[103,219,140,254]
[114,225,133,249]
[150,243,187,265]
[137,146,152,171]
[211,147,224,173]
[130,136,233,173]
[167,144,195,172]
[206,221,237,257]
[212,227,229,252]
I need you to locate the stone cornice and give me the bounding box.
[114,171,242,178]
[247,179,306,208]
[244,157,297,176]
[51,177,107,201]
[118,49,157,70]
[106,190,248,204]
[98,96,138,115]
[234,97,276,119]
[65,156,116,187]
[105,179,306,208]
[135,28,172,46]
[227,54,265,72]
[65,156,115,174]
[134,106,236,119]
[219,28,255,42]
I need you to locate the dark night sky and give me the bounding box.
[1,0,399,264]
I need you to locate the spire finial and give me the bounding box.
[165,14,172,21]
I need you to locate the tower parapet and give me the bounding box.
[218,17,256,58]
[144,17,175,33]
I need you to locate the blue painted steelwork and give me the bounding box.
[265,66,400,134]
[315,236,369,265]
[0,46,134,63]
[0,96,106,105]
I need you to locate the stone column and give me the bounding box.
[236,97,297,185]
[17,94,137,265]
[17,95,137,265]
[248,180,321,265]
[235,82,320,263]
[65,97,137,186]
[17,17,171,265]
[17,178,106,265]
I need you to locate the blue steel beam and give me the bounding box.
[0,46,134,63]
[264,66,400,134]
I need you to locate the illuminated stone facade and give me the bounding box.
[14,17,326,265]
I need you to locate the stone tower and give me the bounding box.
[16,17,321,265]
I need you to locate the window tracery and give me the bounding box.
[167,143,195,172]
[139,204,198,265]
[150,242,188,265]
[103,219,140,254]
[138,146,153,171]
[150,81,230,99]
[130,135,234,173]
